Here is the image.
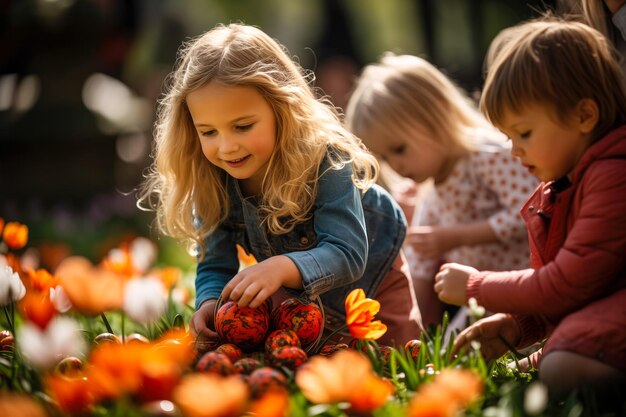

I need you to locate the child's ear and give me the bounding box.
[575,98,599,134]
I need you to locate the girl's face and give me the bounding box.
[366,129,450,184]
[499,102,595,182]
[186,82,277,195]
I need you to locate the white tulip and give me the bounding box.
[18,317,86,370]
[123,277,167,325]
[0,265,26,306]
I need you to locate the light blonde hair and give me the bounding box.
[345,54,498,162]
[481,17,626,140]
[138,23,377,255]
[581,0,611,39]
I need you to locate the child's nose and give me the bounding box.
[219,134,239,153]
[510,145,523,158]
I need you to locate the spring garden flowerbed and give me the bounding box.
[0,219,623,417]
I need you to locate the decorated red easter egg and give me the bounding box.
[271,298,323,346]
[269,346,308,369]
[214,343,244,363]
[94,332,122,345]
[405,339,422,360]
[233,357,262,375]
[0,330,14,351]
[318,343,349,356]
[247,366,288,398]
[55,356,84,377]
[257,297,273,317]
[264,329,301,355]
[378,345,393,363]
[215,301,270,351]
[124,333,150,344]
[195,351,235,376]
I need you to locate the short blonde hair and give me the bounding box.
[138,23,377,254]
[345,54,494,160]
[481,18,626,139]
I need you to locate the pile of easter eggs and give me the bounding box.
[194,297,325,396]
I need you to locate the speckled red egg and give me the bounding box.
[233,357,262,375]
[94,332,122,345]
[0,330,14,351]
[378,345,393,363]
[247,366,288,398]
[318,343,349,356]
[55,356,84,377]
[214,343,244,363]
[405,339,422,360]
[264,329,301,355]
[257,297,273,317]
[215,301,270,351]
[269,346,308,369]
[195,351,235,376]
[271,298,323,346]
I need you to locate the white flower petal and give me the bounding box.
[123,277,167,325]
[0,265,26,306]
[524,381,548,415]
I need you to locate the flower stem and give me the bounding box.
[100,312,114,334]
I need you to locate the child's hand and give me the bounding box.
[433,262,477,305]
[452,313,521,361]
[189,299,219,341]
[221,255,302,308]
[406,226,458,258]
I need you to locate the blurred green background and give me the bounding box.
[0,0,560,269]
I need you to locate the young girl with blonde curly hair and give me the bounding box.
[139,23,422,347]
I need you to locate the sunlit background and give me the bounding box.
[0,0,559,267]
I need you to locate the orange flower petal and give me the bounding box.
[348,374,394,413]
[173,374,248,417]
[346,299,380,325]
[344,288,365,311]
[56,256,124,315]
[3,222,28,250]
[296,350,372,404]
[348,320,387,340]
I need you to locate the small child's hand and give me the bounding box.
[452,313,521,361]
[433,262,477,305]
[406,226,458,258]
[189,299,219,341]
[221,255,302,308]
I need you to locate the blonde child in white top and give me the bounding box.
[345,54,539,328]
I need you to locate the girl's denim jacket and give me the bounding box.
[195,157,407,320]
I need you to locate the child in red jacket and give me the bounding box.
[435,17,626,399]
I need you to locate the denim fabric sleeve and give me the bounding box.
[284,164,368,297]
[195,225,239,309]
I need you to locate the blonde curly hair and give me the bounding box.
[138,23,377,256]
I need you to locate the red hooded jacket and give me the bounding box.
[466,125,626,348]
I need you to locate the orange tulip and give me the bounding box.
[173,374,249,417]
[45,375,96,415]
[26,268,58,294]
[20,291,56,330]
[248,388,289,417]
[344,288,387,340]
[55,256,124,315]
[3,221,28,250]
[0,218,4,235]
[296,349,393,412]
[408,369,483,417]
